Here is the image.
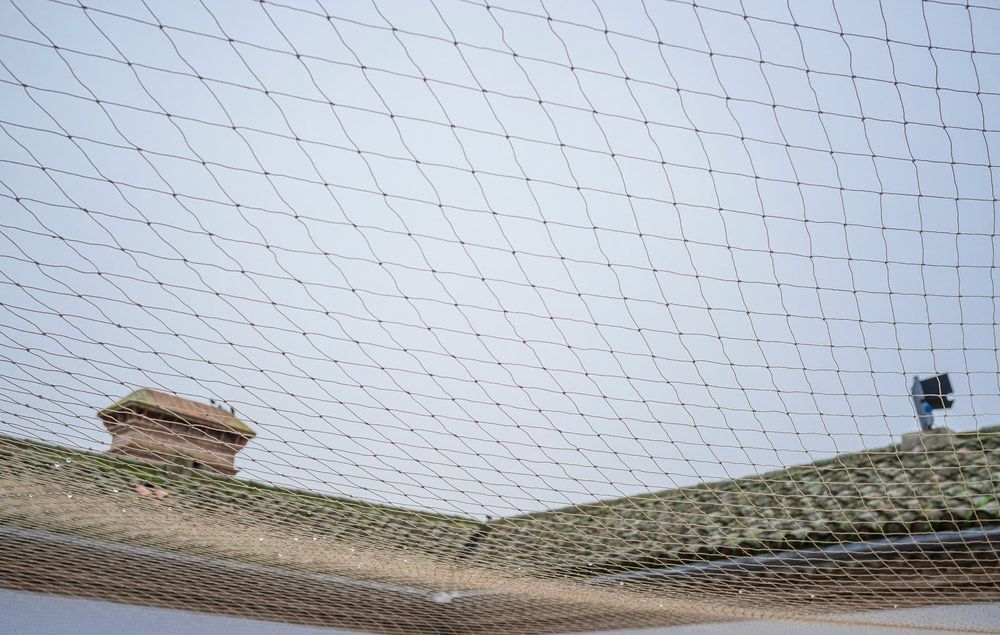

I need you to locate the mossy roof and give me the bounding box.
[98,388,256,437]
[0,434,480,559]
[1,427,998,575]
[2,429,999,634]
[474,426,1000,574]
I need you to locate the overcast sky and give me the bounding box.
[0,0,998,518]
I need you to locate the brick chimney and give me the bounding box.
[99,389,255,476]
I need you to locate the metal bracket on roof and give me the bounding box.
[911,373,955,432]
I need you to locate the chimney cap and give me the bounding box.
[99,388,255,438]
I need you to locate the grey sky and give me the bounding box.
[0,0,998,518]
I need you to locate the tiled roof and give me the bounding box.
[98,389,256,437]
[2,426,997,574]
[474,427,1000,574]
[0,434,477,557]
[2,427,998,633]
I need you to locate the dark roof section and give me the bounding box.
[473,426,1000,575]
[98,388,256,438]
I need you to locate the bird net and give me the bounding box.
[0,0,999,633]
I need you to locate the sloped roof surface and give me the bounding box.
[2,427,998,570]
[1,428,998,633]
[98,389,256,437]
[0,433,474,555]
[476,427,1000,574]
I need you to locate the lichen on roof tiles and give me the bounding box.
[0,434,479,562]
[473,427,1000,575]
[2,427,998,578]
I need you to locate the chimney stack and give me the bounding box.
[99,388,255,476]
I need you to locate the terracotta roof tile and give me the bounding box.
[98,388,255,437]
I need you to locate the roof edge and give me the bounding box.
[492,425,1000,523]
[98,388,256,438]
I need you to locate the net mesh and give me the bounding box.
[0,0,999,632]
